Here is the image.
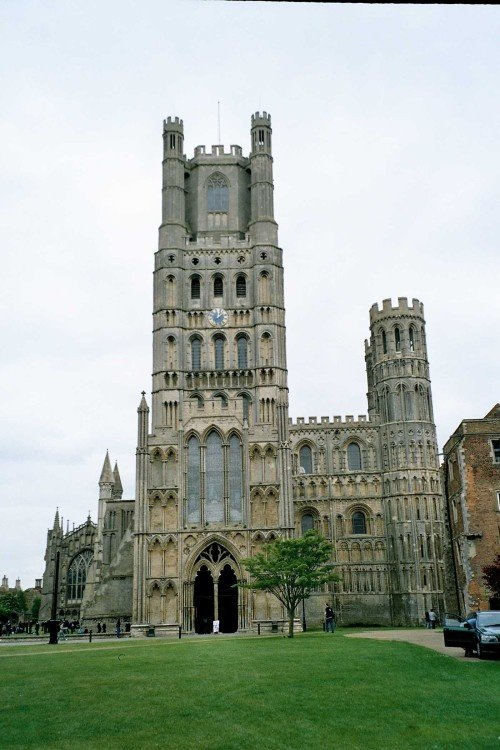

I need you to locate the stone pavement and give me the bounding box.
[345,629,475,660]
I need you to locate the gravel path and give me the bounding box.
[345,629,476,660]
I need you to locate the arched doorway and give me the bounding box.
[192,544,240,634]
[194,565,214,634]
[218,564,238,633]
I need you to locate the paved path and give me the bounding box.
[345,629,474,660]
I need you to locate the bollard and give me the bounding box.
[89,629,93,643]
[258,623,261,636]
[178,626,182,639]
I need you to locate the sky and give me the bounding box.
[1,2,499,588]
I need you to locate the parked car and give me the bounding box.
[443,611,500,658]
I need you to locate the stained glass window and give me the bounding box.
[207,173,229,212]
[352,511,367,534]
[187,436,201,523]
[299,445,313,474]
[347,443,362,471]
[205,431,224,522]
[229,435,243,522]
[237,336,248,368]
[66,549,93,602]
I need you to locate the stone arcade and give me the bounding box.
[40,113,445,633]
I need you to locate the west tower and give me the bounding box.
[132,113,293,634]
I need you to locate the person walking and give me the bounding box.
[424,611,431,629]
[428,609,438,629]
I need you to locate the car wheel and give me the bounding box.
[476,641,485,659]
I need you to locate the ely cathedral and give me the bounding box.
[40,113,445,633]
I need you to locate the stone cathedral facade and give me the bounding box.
[40,113,445,632]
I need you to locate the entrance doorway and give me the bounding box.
[218,564,238,633]
[194,565,214,634]
[192,545,239,634]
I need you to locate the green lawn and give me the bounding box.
[0,631,498,750]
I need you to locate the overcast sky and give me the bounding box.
[1,2,499,588]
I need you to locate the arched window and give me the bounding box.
[206,431,224,522]
[66,549,93,601]
[237,336,248,368]
[191,338,201,370]
[381,329,387,355]
[191,276,201,299]
[299,445,313,474]
[214,335,225,369]
[228,434,243,522]
[187,436,201,523]
[347,443,362,471]
[260,332,272,366]
[394,327,401,352]
[301,513,314,535]
[207,173,229,212]
[190,394,203,409]
[213,275,223,297]
[352,511,367,534]
[409,326,415,353]
[240,393,251,422]
[236,275,246,297]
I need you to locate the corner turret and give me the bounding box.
[249,111,277,245]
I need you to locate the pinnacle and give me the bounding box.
[99,450,113,484]
[113,462,123,498]
[53,508,60,531]
[138,391,149,411]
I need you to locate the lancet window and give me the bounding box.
[186,431,244,524]
[347,443,362,471]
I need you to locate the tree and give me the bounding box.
[483,554,500,598]
[240,531,339,638]
[0,591,26,624]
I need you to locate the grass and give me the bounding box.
[0,631,498,750]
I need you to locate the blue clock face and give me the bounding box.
[208,308,228,327]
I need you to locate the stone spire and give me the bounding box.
[99,450,113,485]
[112,462,123,499]
[53,508,60,532]
[137,392,149,449]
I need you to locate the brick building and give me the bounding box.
[443,404,500,614]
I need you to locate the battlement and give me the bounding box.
[163,116,184,133]
[369,297,424,322]
[193,144,243,158]
[251,111,271,126]
[289,415,369,427]
[185,234,251,249]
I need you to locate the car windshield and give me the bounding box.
[477,612,500,627]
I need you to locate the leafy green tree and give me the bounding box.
[0,591,26,623]
[483,554,500,598]
[240,531,339,638]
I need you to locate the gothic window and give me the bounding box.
[191,337,202,370]
[236,274,246,298]
[228,434,243,522]
[409,326,415,352]
[352,511,367,535]
[394,327,401,352]
[187,436,201,523]
[240,393,251,422]
[299,445,313,474]
[214,335,225,369]
[347,443,362,471]
[207,173,229,212]
[187,431,244,525]
[237,335,248,369]
[214,392,228,408]
[381,329,387,355]
[206,431,224,522]
[66,549,93,602]
[191,276,201,299]
[213,275,223,297]
[301,513,314,535]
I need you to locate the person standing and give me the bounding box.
[424,611,431,629]
[325,605,335,633]
[428,609,438,629]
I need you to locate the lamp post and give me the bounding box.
[301,597,307,632]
